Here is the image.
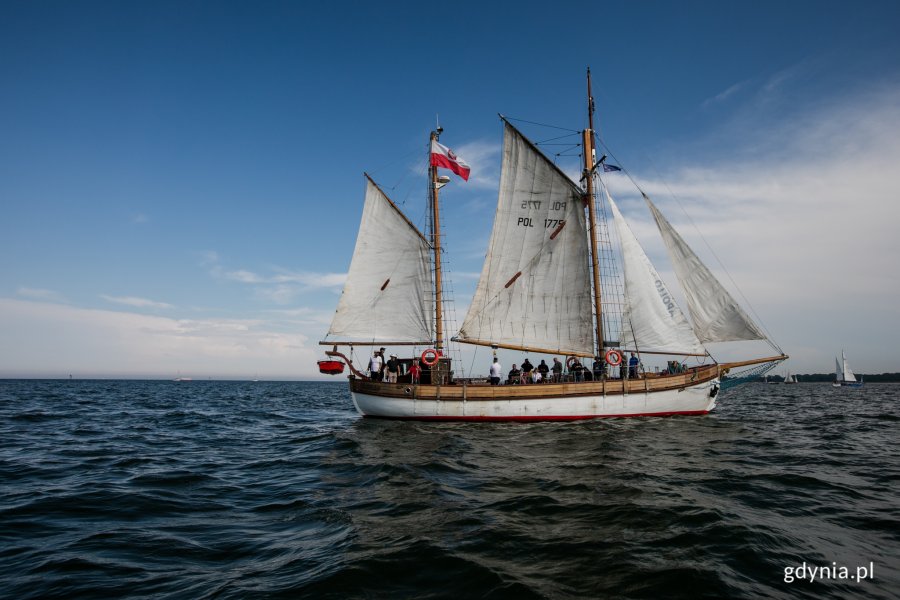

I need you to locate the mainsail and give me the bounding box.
[840,350,857,382]
[457,122,594,356]
[645,195,767,344]
[606,190,706,355]
[325,176,434,343]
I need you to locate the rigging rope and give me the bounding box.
[503,115,580,133]
[720,361,779,390]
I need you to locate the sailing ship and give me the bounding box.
[833,350,863,388]
[318,70,787,421]
[784,372,798,384]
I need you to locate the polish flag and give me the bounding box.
[430,140,471,181]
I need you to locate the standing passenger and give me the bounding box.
[489,357,502,386]
[385,355,399,383]
[629,352,639,379]
[369,351,384,381]
[521,357,534,384]
[551,358,563,383]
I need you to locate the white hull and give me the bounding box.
[351,378,720,421]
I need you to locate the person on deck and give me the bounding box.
[593,357,605,380]
[489,357,502,386]
[551,358,563,383]
[537,359,550,383]
[571,358,584,382]
[409,360,421,384]
[368,351,384,382]
[507,364,521,385]
[521,358,534,384]
[628,352,640,379]
[385,355,399,383]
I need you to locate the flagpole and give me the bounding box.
[430,130,445,355]
[583,67,604,357]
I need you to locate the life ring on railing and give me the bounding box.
[421,348,440,367]
[605,349,623,366]
[566,356,578,370]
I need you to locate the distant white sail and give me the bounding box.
[645,196,767,344]
[326,178,434,343]
[457,122,594,356]
[835,356,843,381]
[841,350,857,382]
[607,191,706,355]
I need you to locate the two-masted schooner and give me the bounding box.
[318,70,787,421]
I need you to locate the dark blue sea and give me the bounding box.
[1,380,897,599]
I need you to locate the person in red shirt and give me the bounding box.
[409,360,422,384]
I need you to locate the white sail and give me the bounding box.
[835,356,843,381]
[842,350,857,382]
[645,196,767,344]
[457,122,594,356]
[326,177,434,343]
[607,190,706,355]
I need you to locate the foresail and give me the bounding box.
[645,196,767,344]
[325,177,433,343]
[457,122,594,356]
[607,191,706,355]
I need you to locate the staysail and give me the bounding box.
[644,195,767,344]
[457,121,594,356]
[325,176,434,343]
[606,190,706,355]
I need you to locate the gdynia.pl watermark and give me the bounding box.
[784,562,875,584]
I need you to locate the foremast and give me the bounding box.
[430,129,445,354]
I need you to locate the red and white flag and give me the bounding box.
[430,140,471,181]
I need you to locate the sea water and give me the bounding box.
[1,380,897,599]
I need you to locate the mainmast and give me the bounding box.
[583,68,604,356]
[430,128,445,353]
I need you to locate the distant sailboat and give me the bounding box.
[833,350,862,388]
[784,371,797,384]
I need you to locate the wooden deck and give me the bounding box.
[350,364,720,401]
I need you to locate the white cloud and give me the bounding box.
[219,267,345,289]
[198,250,220,266]
[0,298,322,379]
[702,80,749,108]
[101,295,173,309]
[16,287,66,303]
[455,139,501,191]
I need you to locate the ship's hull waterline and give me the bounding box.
[348,367,720,421]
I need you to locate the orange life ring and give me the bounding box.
[421,348,440,367]
[605,349,623,366]
[566,356,578,370]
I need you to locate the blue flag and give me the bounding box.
[602,163,622,173]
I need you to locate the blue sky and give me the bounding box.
[2,1,899,379]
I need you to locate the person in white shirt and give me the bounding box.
[489,357,502,385]
[368,351,383,381]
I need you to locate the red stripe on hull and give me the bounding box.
[361,410,711,422]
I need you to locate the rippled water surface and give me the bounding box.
[1,380,898,599]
